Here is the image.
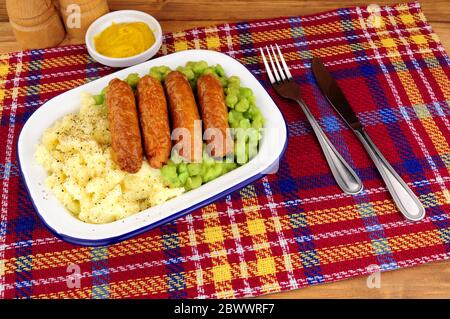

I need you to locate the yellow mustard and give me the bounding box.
[94,22,155,58]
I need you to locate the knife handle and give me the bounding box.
[296,100,363,195]
[355,128,425,221]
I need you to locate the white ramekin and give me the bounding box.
[85,10,163,68]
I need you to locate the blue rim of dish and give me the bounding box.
[17,120,288,247]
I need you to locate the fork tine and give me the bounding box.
[270,45,286,81]
[276,44,292,79]
[266,46,281,83]
[259,48,275,84]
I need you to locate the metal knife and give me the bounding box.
[311,57,425,221]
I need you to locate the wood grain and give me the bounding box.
[259,261,450,299]
[2,1,448,23]
[0,0,449,298]
[108,0,450,22]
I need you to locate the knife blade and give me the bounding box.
[311,57,362,131]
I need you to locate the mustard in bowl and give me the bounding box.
[86,10,162,68]
[94,22,156,58]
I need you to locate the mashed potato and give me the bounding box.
[35,93,184,224]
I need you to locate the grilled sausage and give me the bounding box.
[106,78,143,173]
[164,71,202,162]
[136,75,171,168]
[197,74,233,157]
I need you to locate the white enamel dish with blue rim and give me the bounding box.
[17,49,287,246]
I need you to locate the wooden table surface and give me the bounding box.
[1,0,450,298]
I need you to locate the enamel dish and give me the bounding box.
[18,50,287,246]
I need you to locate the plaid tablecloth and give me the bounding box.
[1,1,450,298]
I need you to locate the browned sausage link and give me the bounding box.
[106,78,143,173]
[164,71,202,162]
[197,74,233,157]
[136,75,172,168]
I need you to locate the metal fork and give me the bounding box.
[260,45,363,195]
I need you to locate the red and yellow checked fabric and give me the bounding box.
[1,2,450,298]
